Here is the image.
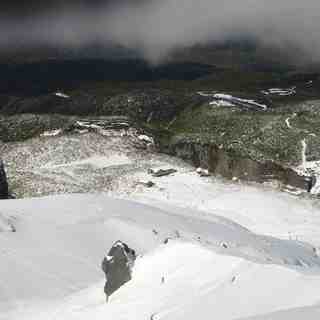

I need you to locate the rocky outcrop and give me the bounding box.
[170,139,314,191]
[153,96,320,193]
[102,241,136,301]
[0,160,9,199]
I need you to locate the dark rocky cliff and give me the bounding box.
[0,160,9,199]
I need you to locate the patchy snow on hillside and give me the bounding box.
[210,100,235,107]
[212,94,267,110]
[0,131,174,197]
[40,129,63,137]
[198,92,267,110]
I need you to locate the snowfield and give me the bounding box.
[1,191,320,320]
[2,129,320,319]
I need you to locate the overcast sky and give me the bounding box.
[0,0,319,64]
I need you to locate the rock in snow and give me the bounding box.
[102,241,136,301]
[196,167,210,177]
[0,160,9,199]
[149,168,178,177]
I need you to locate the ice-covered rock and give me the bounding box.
[102,241,136,301]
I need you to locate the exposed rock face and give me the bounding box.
[0,160,9,199]
[170,139,313,191]
[102,241,136,301]
[154,97,320,193]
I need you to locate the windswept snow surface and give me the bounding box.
[241,305,320,320]
[210,100,235,107]
[1,193,320,320]
[2,129,320,319]
[0,213,15,232]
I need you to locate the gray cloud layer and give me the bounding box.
[1,0,320,64]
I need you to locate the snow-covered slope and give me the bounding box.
[241,305,320,320]
[127,170,320,246]
[2,127,320,320]
[0,212,15,232]
[1,193,320,320]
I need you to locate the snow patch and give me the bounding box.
[40,129,62,137]
[301,139,307,170]
[212,94,267,110]
[199,92,267,110]
[55,92,70,99]
[285,117,292,129]
[138,135,154,145]
[209,100,235,107]
[262,87,296,96]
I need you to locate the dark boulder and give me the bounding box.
[102,241,136,301]
[0,160,9,199]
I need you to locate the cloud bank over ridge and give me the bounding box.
[0,0,319,64]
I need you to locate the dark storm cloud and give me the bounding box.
[0,0,320,64]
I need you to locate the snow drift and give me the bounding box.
[1,193,320,319]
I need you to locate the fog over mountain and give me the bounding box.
[0,0,319,64]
